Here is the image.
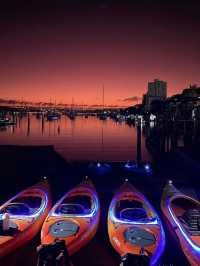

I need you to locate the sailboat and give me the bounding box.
[67,98,76,120]
[46,99,61,121]
[0,117,15,127]
[46,112,61,121]
[98,84,108,120]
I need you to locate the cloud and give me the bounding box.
[119,96,142,102]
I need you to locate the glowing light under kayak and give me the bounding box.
[124,162,152,173]
[144,164,151,171]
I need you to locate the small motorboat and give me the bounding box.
[40,178,100,256]
[0,179,51,258]
[0,118,15,127]
[108,180,165,265]
[67,111,76,120]
[97,113,108,121]
[46,112,61,121]
[36,112,43,119]
[161,180,200,266]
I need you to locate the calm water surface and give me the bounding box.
[0,114,151,162]
[0,114,192,266]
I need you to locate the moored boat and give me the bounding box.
[40,178,100,256]
[67,111,76,120]
[161,180,200,266]
[108,180,165,265]
[0,118,15,127]
[46,112,61,121]
[0,179,51,258]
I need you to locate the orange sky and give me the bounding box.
[0,2,200,106]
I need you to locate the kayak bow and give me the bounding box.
[161,180,200,266]
[0,180,51,258]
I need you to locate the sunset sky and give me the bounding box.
[0,1,200,106]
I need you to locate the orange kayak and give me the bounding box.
[0,179,51,258]
[108,181,165,265]
[161,180,200,266]
[41,178,100,255]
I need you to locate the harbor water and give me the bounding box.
[0,115,193,266]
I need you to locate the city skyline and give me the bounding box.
[1,79,199,108]
[0,1,200,105]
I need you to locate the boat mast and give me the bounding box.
[49,97,52,110]
[102,84,105,111]
[54,99,56,112]
[71,97,74,111]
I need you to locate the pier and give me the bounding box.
[0,144,197,265]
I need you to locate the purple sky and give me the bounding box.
[0,1,200,106]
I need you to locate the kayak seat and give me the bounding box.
[56,204,85,215]
[116,200,146,221]
[120,208,147,221]
[60,195,92,214]
[180,208,200,236]
[13,196,42,209]
[0,203,31,216]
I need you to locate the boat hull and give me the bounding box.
[108,182,165,265]
[161,182,200,266]
[0,181,51,258]
[41,179,100,255]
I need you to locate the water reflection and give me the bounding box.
[0,114,151,162]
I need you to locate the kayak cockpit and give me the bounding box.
[171,197,200,239]
[115,199,149,222]
[55,195,93,216]
[0,203,31,216]
[0,196,42,216]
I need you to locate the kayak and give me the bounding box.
[0,179,51,258]
[41,178,100,255]
[108,180,165,265]
[161,180,200,266]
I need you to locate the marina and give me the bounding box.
[1,1,200,265]
[0,114,199,265]
[0,114,151,162]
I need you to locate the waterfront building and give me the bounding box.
[182,84,200,98]
[165,84,200,120]
[143,79,167,111]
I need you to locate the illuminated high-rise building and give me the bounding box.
[143,79,167,111]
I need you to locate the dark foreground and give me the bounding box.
[1,145,200,266]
